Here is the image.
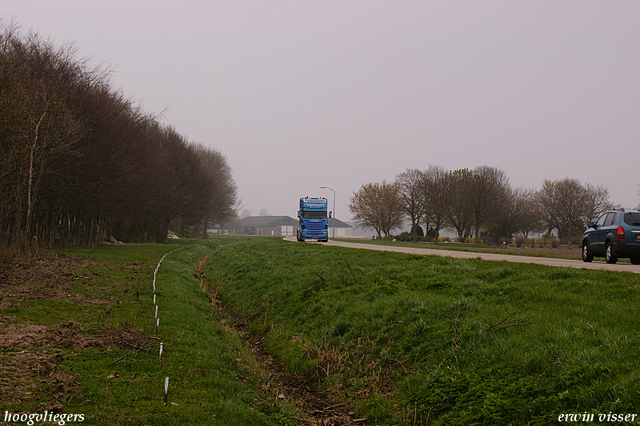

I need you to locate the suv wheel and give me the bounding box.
[631,256,640,265]
[605,242,618,264]
[582,242,593,262]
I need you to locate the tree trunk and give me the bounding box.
[201,218,209,239]
[156,216,170,243]
[24,106,48,247]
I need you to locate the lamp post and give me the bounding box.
[320,186,335,239]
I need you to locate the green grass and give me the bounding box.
[337,237,584,259]
[1,239,301,425]
[5,235,640,425]
[205,236,640,425]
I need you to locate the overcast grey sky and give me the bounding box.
[5,1,640,220]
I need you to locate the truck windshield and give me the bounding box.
[303,211,326,219]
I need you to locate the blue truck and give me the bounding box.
[297,196,331,242]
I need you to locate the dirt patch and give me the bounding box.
[44,320,150,351]
[0,253,155,412]
[0,348,74,411]
[195,253,364,426]
[0,254,102,309]
[0,255,154,310]
[0,323,49,348]
[0,318,153,410]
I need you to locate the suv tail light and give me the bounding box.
[616,226,625,239]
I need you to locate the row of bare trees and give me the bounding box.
[0,24,237,248]
[349,165,613,244]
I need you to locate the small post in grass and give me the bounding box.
[164,376,169,405]
[156,318,159,335]
[155,305,158,318]
[159,342,163,363]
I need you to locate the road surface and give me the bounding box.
[284,237,640,274]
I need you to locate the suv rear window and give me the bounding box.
[623,212,640,226]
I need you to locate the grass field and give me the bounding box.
[0,240,303,425]
[2,236,640,425]
[205,236,640,425]
[336,238,583,260]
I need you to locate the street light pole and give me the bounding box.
[320,186,335,239]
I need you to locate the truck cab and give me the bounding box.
[297,196,331,242]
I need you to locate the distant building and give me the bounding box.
[206,221,231,235]
[235,216,298,236]
[327,218,353,238]
[231,216,354,237]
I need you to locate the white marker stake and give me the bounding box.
[164,377,169,405]
[153,293,156,305]
[159,342,163,363]
[155,305,158,318]
[156,318,159,334]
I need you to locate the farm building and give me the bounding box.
[235,216,298,236]
[206,221,232,235]
[327,218,353,238]
[233,216,353,237]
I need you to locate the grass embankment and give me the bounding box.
[206,237,640,425]
[0,240,300,425]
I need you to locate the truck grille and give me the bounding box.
[307,222,324,232]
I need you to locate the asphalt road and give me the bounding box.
[284,237,640,274]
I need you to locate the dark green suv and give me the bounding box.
[582,209,640,264]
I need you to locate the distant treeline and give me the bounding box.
[350,165,615,244]
[0,23,237,249]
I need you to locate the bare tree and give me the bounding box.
[349,181,404,238]
[447,169,474,242]
[512,187,542,238]
[195,146,238,238]
[536,178,588,246]
[0,23,239,249]
[583,183,612,222]
[1,29,84,245]
[422,165,451,243]
[492,186,541,241]
[395,169,426,243]
[468,166,510,244]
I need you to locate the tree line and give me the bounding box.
[349,165,614,244]
[0,23,237,250]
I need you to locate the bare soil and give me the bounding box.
[0,254,153,413]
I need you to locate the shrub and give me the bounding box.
[515,236,525,248]
[395,232,414,242]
